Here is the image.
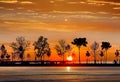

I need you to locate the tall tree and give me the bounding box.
[71,38,88,64]
[10,36,30,61]
[101,42,111,64]
[86,51,90,64]
[90,41,99,64]
[55,40,71,62]
[99,51,104,64]
[33,36,51,61]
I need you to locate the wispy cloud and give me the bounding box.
[20,1,34,4]
[0,0,18,3]
[113,7,120,10]
[0,0,120,43]
[87,0,120,6]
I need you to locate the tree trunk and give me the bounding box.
[94,50,96,64]
[78,47,81,64]
[41,56,42,61]
[63,54,64,62]
[115,56,118,64]
[106,50,107,64]
[101,57,102,64]
[35,55,37,61]
[86,57,88,64]
[104,52,106,64]
[12,53,13,62]
[42,55,44,61]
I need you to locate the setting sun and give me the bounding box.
[67,56,73,61]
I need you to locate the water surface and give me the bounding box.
[0,67,120,82]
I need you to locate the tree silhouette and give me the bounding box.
[72,38,88,64]
[1,44,5,51]
[115,49,119,62]
[0,44,7,60]
[6,54,10,61]
[86,51,90,64]
[55,40,71,62]
[47,48,51,60]
[11,52,15,62]
[90,41,99,64]
[101,42,111,64]
[27,53,31,61]
[10,36,30,61]
[99,51,104,64]
[33,36,51,61]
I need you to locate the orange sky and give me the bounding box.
[0,0,120,62]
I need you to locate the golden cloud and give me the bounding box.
[20,1,34,4]
[88,0,120,6]
[0,0,18,3]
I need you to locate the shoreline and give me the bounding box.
[0,61,119,67]
[0,64,119,67]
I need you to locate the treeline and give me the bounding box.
[0,36,119,64]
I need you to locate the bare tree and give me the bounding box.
[55,40,71,62]
[10,36,30,61]
[90,41,99,64]
[33,36,51,61]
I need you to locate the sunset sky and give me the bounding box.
[0,0,120,61]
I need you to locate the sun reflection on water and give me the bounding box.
[66,66,71,72]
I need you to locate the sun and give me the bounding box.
[67,56,73,61]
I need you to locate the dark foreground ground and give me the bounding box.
[0,61,120,67]
[2,79,120,82]
[0,63,120,67]
[0,64,120,67]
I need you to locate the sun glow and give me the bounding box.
[67,56,73,61]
